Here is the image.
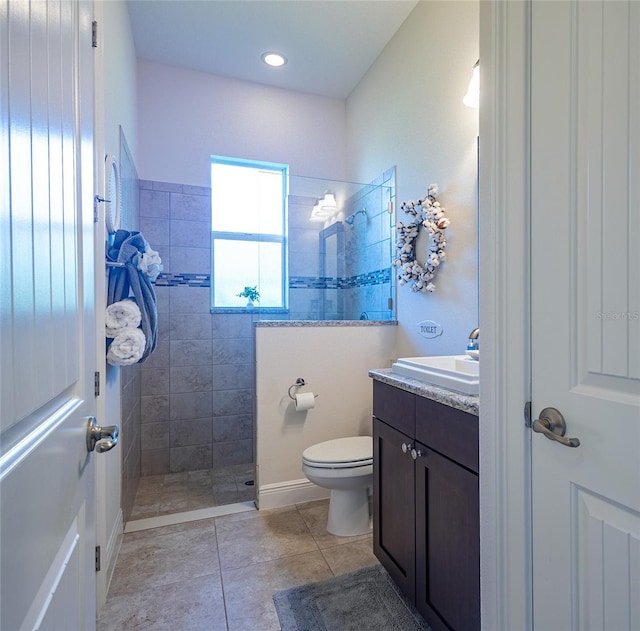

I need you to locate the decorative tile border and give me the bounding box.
[289,268,391,290]
[154,268,390,290]
[154,273,211,287]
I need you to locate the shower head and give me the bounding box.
[344,208,367,226]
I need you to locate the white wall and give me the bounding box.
[103,1,138,163]
[95,0,138,609]
[136,60,348,186]
[255,324,396,508]
[346,0,479,359]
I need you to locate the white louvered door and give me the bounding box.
[0,1,96,629]
[531,1,640,629]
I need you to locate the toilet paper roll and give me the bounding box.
[294,392,315,412]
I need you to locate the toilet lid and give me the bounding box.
[302,436,372,467]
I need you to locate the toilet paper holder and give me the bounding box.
[288,378,319,400]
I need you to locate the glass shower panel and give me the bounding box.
[287,168,396,321]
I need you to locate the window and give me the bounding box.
[211,156,288,310]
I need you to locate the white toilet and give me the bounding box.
[302,436,373,537]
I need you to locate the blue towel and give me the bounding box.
[107,230,158,362]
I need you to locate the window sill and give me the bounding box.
[210,307,289,315]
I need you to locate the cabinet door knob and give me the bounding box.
[401,442,413,454]
[411,448,422,459]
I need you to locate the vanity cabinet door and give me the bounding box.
[414,444,480,631]
[373,418,416,600]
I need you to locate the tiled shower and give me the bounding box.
[125,168,395,522]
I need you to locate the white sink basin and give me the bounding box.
[391,355,479,395]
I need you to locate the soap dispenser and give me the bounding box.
[466,328,479,360]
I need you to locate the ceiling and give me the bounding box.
[126,0,420,99]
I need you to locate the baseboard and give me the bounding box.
[258,478,329,510]
[104,508,123,596]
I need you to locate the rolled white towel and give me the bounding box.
[106,299,142,338]
[106,328,146,366]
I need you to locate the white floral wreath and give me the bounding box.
[394,184,449,293]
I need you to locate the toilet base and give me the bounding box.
[326,487,371,537]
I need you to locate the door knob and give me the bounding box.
[532,407,580,448]
[86,416,119,453]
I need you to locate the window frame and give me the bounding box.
[210,155,289,313]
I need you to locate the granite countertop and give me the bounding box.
[255,320,397,327]
[369,368,479,416]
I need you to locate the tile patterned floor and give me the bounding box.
[129,465,255,521]
[98,500,378,630]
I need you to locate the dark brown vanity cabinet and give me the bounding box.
[373,380,480,631]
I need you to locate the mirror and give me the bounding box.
[104,153,121,235]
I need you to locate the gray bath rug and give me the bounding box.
[272,564,430,631]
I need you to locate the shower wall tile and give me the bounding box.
[210,439,252,467]
[212,389,252,418]
[289,289,322,318]
[212,415,252,442]
[170,418,213,448]
[169,392,213,421]
[157,315,171,342]
[141,368,170,396]
[142,341,170,369]
[212,338,253,365]
[170,219,211,248]
[183,184,211,197]
[211,314,253,339]
[139,217,170,247]
[140,190,170,218]
[169,286,211,314]
[289,250,319,277]
[141,421,170,450]
[289,227,320,253]
[170,246,210,275]
[155,286,170,314]
[170,365,213,393]
[152,181,182,193]
[169,314,212,340]
[170,192,210,222]
[170,445,212,473]
[141,448,170,476]
[212,364,253,391]
[141,394,170,423]
[170,339,213,367]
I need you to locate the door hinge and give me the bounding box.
[92,21,98,48]
[94,371,100,397]
[387,297,393,310]
[95,545,101,572]
[524,400,532,428]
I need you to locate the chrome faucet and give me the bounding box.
[468,328,479,350]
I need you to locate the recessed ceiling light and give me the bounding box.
[261,52,287,68]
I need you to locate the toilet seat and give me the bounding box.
[302,436,372,469]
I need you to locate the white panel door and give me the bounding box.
[531,1,640,629]
[0,1,97,629]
